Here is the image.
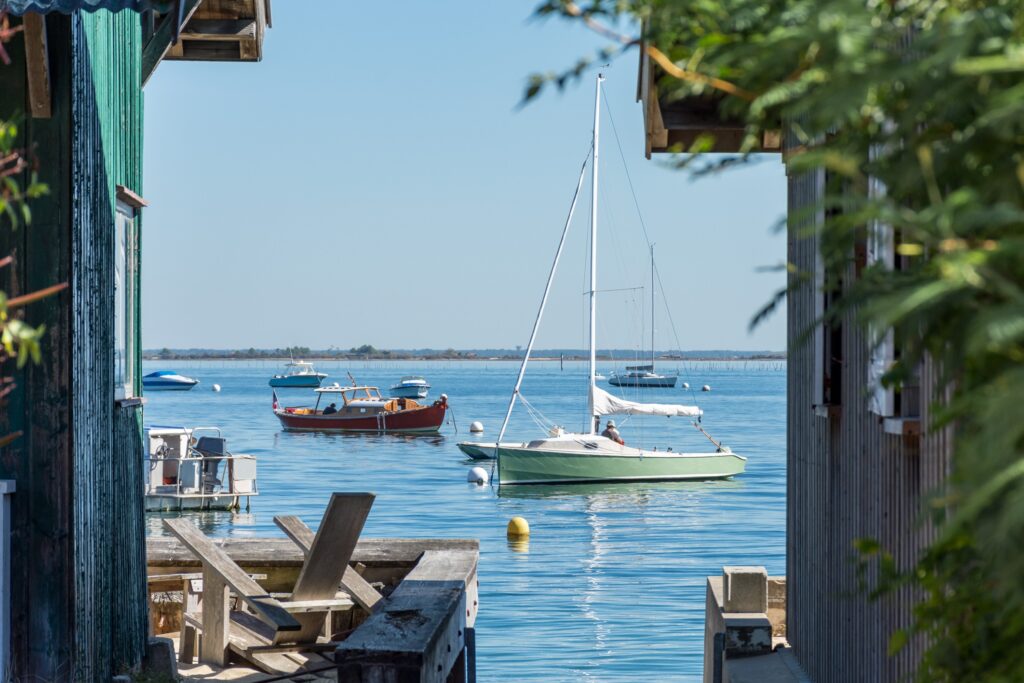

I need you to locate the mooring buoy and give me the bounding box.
[467,466,489,485]
[507,516,530,539]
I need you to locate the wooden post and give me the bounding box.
[22,13,50,119]
[200,566,230,666]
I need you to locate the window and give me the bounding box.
[813,169,844,412]
[114,186,146,402]
[865,153,920,431]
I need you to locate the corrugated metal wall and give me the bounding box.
[0,10,146,680]
[786,164,951,682]
[70,9,148,679]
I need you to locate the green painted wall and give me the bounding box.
[0,9,148,680]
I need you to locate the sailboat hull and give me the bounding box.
[608,373,678,388]
[496,436,745,485]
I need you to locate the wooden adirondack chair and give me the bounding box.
[164,492,375,673]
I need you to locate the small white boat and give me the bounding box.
[143,371,199,391]
[144,426,258,512]
[268,360,328,388]
[389,376,430,399]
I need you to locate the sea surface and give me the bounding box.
[143,359,786,682]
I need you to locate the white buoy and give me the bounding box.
[469,421,484,433]
[682,382,690,390]
[702,384,712,392]
[467,466,489,485]
[212,384,222,392]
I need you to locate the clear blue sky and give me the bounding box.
[141,2,787,352]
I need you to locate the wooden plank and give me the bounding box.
[281,598,353,613]
[22,13,50,119]
[181,18,257,40]
[200,568,230,666]
[163,518,300,633]
[141,0,202,86]
[335,550,477,680]
[282,493,375,644]
[275,514,384,613]
[148,536,478,567]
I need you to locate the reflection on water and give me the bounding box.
[143,359,785,682]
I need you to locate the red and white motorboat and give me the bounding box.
[273,384,448,433]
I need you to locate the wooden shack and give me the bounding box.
[637,50,781,157]
[637,50,949,682]
[0,2,269,679]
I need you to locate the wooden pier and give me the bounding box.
[147,536,479,681]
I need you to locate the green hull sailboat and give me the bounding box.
[496,436,745,485]
[482,73,745,487]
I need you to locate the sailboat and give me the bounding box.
[489,74,745,486]
[608,245,679,388]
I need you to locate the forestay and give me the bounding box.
[590,386,702,418]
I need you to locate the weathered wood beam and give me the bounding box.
[22,13,50,119]
[163,518,301,635]
[147,536,480,568]
[181,19,257,41]
[141,0,203,87]
[335,550,478,682]
[274,514,384,614]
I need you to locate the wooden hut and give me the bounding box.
[0,2,269,679]
[637,51,948,682]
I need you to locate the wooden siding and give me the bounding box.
[785,161,951,681]
[0,10,147,680]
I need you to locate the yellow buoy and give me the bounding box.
[507,516,530,539]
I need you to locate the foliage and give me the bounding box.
[0,13,56,449]
[530,1,1024,680]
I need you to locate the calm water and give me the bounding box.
[143,359,786,682]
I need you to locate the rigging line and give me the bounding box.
[654,259,702,407]
[495,144,592,457]
[601,88,653,249]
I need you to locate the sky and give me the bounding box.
[141,2,787,352]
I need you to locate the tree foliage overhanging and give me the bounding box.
[530,1,1024,680]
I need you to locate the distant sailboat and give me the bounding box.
[607,246,678,388]
[490,74,744,486]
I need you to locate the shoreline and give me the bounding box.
[142,354,787,363]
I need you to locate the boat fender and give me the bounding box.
[467,466,489,485]
[470,421,484,433]
[436,393,449,407]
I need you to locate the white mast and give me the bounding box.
[587,73,604,434]
[651,243,656,370]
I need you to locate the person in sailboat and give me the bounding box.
[601,419,624,445]
[323,402,338,415]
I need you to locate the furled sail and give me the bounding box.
[591,385,702,418]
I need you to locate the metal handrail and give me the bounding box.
[144,453,257,498]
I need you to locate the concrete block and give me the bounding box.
[142,636,178,680]
[722,566,768,614]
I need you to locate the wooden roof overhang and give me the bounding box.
[142,0,270,85]
[637,48,781,157]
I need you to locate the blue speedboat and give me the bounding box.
[143,370,200,391]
